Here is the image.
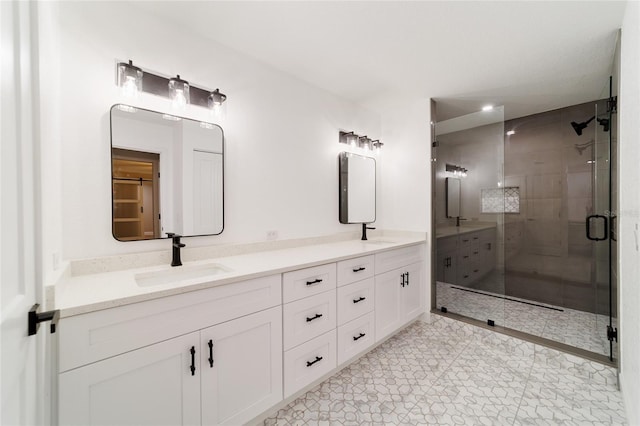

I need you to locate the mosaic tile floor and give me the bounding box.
[265,315,626,425]
[436,281,616,357]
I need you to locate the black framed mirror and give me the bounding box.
[110,104,224,241]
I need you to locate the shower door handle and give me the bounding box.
[586,215,608,241]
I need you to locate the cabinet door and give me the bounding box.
[402,262,425,322]
[201,306,283,426]
[374,268,403,342]
[59,332,200,426]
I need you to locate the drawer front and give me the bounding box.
[283,290,337,350]
[436,235,457,252]
[59,274,282,373]
[282,263,336,303]
[374,244,425,275]
[337,278,374,326]
[337,312,375,365]
[284,329,337,398]
[336,255,374,287]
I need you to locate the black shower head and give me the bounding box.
[571,115,595,136]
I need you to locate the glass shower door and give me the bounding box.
[434,106,505,327]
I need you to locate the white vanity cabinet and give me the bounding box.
[58,275,283,426]
[59,332,201,426]
[374,244,425,343]
[57,240,428,425]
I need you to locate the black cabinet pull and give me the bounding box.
[463,274,469,278]
[306,313,323,322]
[406,272,410,286]
[189,346,196,376]
[207,340,214,367]
[473,269,479,273]
[462,239,469,242]
[353,296,366,304]
[473,237,479,240]
[306,356,323,367]
[352,267,366,272]
[473,251,479,255]
[306,278,323,286]
[353,332,366,341]
[400,273,405,287]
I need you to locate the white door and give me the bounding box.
[58,332,201,426]
[402,262,425,321]
[1,2,41,425]
[374,268,403,342]
[201,306,283,426]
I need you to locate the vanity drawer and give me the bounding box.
[437,235,457,252]
[284,329,337,398]
[58,274,282,373]
[283,290,337,350]
[282,263,336,303]
[375,244,425,275]
[337,312,375,365]
[337,278,374,326]
[336,255,374,287]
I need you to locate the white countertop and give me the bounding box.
[54,234,427,318]
[435,223,496,239]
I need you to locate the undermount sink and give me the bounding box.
[135,263,232,287]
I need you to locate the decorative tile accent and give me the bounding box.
[482,187,521,214]
[264,317,625,425]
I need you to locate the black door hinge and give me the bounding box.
[432,140,439,148]
[440,306,448,313]
[607,325,618,342]
[28,304,59,336]
[607,96,617,114]
[487,319,495,327]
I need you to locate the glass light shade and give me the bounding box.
[346,133,358,148]
[372,140,383,155]
[117,61,142,98]
[208,89,227,118]
[168,75,190,110]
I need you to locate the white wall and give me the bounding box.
[618,1,640,424]
[38,2,381,270]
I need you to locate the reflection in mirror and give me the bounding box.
[339,152,376,224]
[110,104,224,241]
[445,177,460,218]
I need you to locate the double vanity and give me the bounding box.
[54,234,427,425]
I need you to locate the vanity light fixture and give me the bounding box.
[338,131,382,154]
[117,60,143,98]
[168,75,190,110]
[506,130,516,136]
[446,163,468,177]
[115,59,228,114]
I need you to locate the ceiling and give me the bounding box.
[135,1,626,120]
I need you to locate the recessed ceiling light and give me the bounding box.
[482,105,494,111]
[506,130,515,136]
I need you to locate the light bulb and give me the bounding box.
[482,105,494,111]
[208,89,227,118]
[168,75,190,110]
[117,60,142,98]
[506,130,515,136]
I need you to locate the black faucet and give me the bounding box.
[456,217,467,227]
[167,233,185,267]
[361,223,376,241]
